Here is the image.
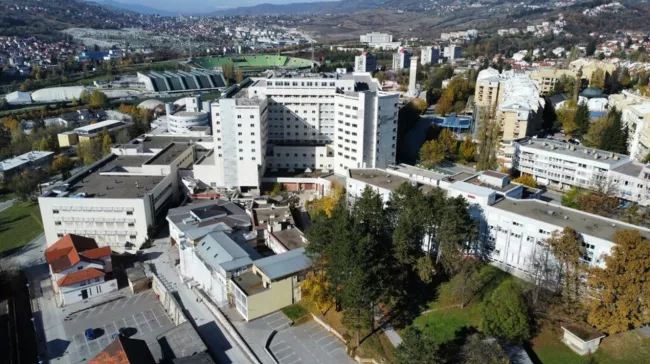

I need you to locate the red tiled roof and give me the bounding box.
[80,246,112,259]
[57,268,105,287]
[44,234,108,273]
[89,336,155,364]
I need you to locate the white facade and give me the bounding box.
[39,139,198,251]
[443,45,462,60]
[167,95,211,134]
[421,46,440,65]
[354,53,377,73]
[203,74,399,191]
[59,277,118,306]
[623,103,650,162]
[360,32,393,46]
[393,50,411,70]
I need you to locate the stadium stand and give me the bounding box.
[137,69,226,93]
[191,55,315,72]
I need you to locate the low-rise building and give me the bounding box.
[0,150,54,183]
[530,68,577,95]
[44,234,117,306]
[39,136,204,252]
[57,119,133,147]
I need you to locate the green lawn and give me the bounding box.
[0,193,15,203]
[281,303,309,322]
[0,202,43,255]
[532,328,650,364]
[411,305,482,343]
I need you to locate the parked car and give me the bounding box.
[85,328,95,340]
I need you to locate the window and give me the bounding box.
[129,235,136,239]
[126,211,133,216]
[57,233,63,238]
[53,209,59,214]
[128,223,134,227]
[55,221,62,226]
[237,115,241,119]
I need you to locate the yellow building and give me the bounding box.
[569,59,616,84]
[530,68,577,95]
[57,131,78,148]
[475,68,544,141]
[230,248,310,321]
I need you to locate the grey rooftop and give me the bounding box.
[348,168,412,191]
[255,247,312,281]
[517,138,630,166]
[196,232,253,273]
[491,198,650,241]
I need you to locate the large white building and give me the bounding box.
[345,163,650,281]
[359,32,401,49]
[39,136,212,252]
[166,95,211,134]
[514,138,650,206]
[195,74,399,191]
[393,49,412,70]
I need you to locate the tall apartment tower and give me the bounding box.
[393,49,412,70]
[443,45,462,61]
[409,56,418,97]
[421,46,440,65]
[354,52,377,73]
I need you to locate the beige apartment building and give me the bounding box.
[569,59,616,84]
[475,68,544,140]
[530,68,577,95]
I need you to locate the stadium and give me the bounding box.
[190,55,316,73]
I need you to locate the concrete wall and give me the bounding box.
[151,273,187,326]
[246,276,293,321]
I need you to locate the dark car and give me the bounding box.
[85,328,95,340]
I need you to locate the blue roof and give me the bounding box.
[428,113,473,129]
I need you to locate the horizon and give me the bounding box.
[93,0,340,13]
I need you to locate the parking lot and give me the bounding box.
[265,314,354,364]
[62,290,174,363]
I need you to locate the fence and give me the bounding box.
[150,273,187,326]
[310,313,347,342]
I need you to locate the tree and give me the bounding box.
[513,174,536,187]
[587,230,650,334]
[436,91,454,116]
[51,155,75,176]
[79,90,90,104]
[412,97,428,114]
[586,39,597,56]
[552,75,576,98]
[77,139,102,165]
[458,136,477,162]
[577,178,619,217]
[481,280,531,343]
[436,196,477,274]
[460,335,509,364]
[419,140,444,168]
[437,128,457,160]
[306,180,344,218]
[590,69,606,90]
[545,227,584,313]
[584,116,612,148]
[561,186,583,209]
[439,259,482,308]
[268,183,284,197]
[235,68,244,83]
[599,107,628,154]
[395,326,441,364]
[101,129,113,155]
[115,128,131,145]
[10,169,41,202]
[301,271,334,315]
[476,106,500,171]
[88,90,109,109]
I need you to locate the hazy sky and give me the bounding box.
[115,0,336,12]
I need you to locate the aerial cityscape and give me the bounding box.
[2,0,650,363]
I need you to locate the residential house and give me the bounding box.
[44,234,117,306]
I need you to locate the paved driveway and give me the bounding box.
[63,290,174,363]
[270,320,354,364]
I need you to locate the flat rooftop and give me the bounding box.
[349,168,412,191]
[387,163,451,180]
[464,174,520,194]
[74,119,127,134]
[271,228,306,250]
[118,135,213,150]
[146,143,193,165]
[55,155,166,199]
[232,271,267,296]
[518,138,630,166]
[263,168,334,179]
[491,198,650,241]
[446,171,475,182]
[255,247,311,281]
[0,151,53,172]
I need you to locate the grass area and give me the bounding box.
[411,305,482,343]
[281,303,309,322]
[531,327,650,364]
[200,91,222,101]
[0,202,43,255]
[0,193,15,203]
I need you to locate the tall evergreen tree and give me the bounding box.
[599,107,628,154]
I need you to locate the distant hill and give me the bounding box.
[207,0,389,16]
[88,0,183,16]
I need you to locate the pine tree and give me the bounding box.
[481,280,531,343]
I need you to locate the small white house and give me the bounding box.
[561,324,606,355]
[44,234,118,306]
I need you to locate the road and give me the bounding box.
[2,234,47,269]
[0,198,15,213]
[145,239,253,364]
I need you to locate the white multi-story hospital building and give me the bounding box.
[194,73,399,191]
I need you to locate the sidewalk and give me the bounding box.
[145,239,252,364]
